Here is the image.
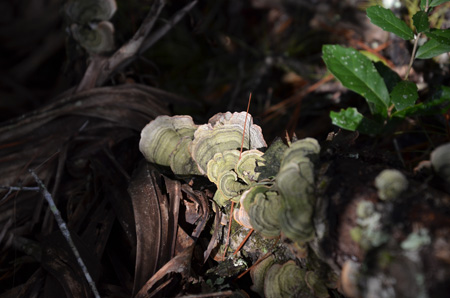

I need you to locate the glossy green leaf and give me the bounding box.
[412,11,429,33]
[392,86,450,118]
[416,38,450,59]
[420,0,426,9]
[374,62,401,93]
[426,29,450,45]
[330,108,363,131]
[366,5,414,40]
[390,81,418,111]
[420,0,449,9]
[323,45,389,117]
[330,108,383,134]
[429,0,450,7]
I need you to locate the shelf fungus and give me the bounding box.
[65,0,117,25]
[139,115,199,175]
[431,142,450,183]
[71,21,115,54]
[374,169,408,201]
[250,255,276,297]
[241,185,282,238]
[264,260,307,298]
[190,112,266,175]
[235,150,265,184]
[276,138,320,244]
[139,113,323,245]
[206,150,240,184]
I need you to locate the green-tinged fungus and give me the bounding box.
[71,21,115,54]
[207,150,240,184]
[264,261,307,298]
[247,189,282,238]
[190,112,266,175]
[250,255,276,296]
[235,149,265,185]
[139,115,197,167]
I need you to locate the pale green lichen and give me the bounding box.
[352,200,388,250]
[401,228,431,251]
[374,169,408,201]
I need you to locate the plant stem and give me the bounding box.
[405,32,421,80]
[404,0,430,80]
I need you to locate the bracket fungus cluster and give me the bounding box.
[65,0,117,54]
[139,112,326,295]
[139,112,322,248]
[250,257,330,298]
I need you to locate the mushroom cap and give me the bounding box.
[71,21,115,54]
[247,188,282,238]
[264,261,307,298]
[206,150,240,184]
[250,255,276,296]
[139,115,197,166]
[190,112,266,174]
[235,149,265,185]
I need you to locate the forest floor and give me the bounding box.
[1,1,450,297]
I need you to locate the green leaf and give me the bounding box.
[429,0,450,7]
[330,108,363,131]
[412,11,429,33]
[416,38,450,59]
[390,81,418,111]
[374,62,401,93]
[330,108,383,134]
[392,86,450,118]
[322,45,389,117]
[426,29,450,45]
[366,5,414,40]
[420,0,449,9]
[420,0,426,9]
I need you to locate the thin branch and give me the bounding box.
[77,0,198,91]
[405,33,421,80]
[95,0,166,86]
[140,0,198,54]
[29,169,101,298]
[0,186,39,201]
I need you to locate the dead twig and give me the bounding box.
[29,169,101,298]
[77,0,199,91]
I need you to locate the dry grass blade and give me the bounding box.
[0,83,194,296]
